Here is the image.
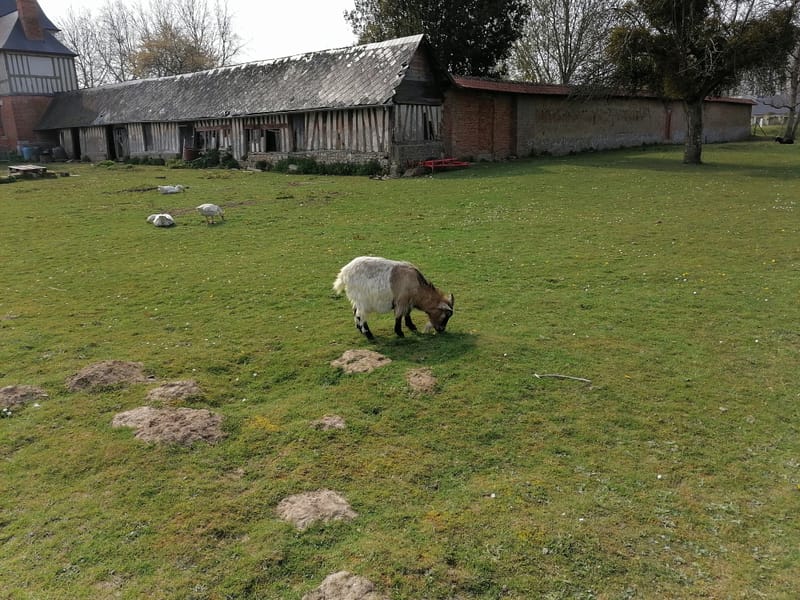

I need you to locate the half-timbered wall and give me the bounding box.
[126,122,182,155]
[79,126,108,161]
[194,119,232,151]
[235,114,291,157]
[302,107,392,153]
[237,107,397,163]
[394,104,441,143]
[0,52,77,95]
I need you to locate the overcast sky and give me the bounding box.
[37,0,359,64]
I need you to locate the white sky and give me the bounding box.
[37,0,359,64]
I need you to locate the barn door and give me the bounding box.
[292,114,305,151]
[113,126,129,159]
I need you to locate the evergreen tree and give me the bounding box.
[607,0,796,163]
[345,0,527,76]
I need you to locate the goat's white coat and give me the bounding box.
[333,256,405,317]
[157,184,185,194]
[333,256,453,339]
[147,213,175,227]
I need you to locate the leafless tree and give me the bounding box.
[53,0,243,86]
[509,0,621,84]
[96,2,141,83]
[56,7,108,88]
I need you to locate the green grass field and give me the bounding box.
[1,140,798,599]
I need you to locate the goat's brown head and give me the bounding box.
[424,293,454,333]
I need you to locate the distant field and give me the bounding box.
[1,139,798,599]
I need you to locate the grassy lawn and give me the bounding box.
[1,139,798,599]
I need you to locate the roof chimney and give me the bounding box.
[17,0,44,41]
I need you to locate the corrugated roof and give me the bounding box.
[0,0,76,55]
[452,75,754,105]
[37,35,427,129]
[452,76,573,96]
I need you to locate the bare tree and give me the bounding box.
[56,7,108,88]
[53,0,243,85]
[95,2,141,83]
[510,0,620,84]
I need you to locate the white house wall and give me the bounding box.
[1,53,77,95]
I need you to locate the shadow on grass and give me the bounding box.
[361,330,477,366]
[435,141,800,181]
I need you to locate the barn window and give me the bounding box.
[195,127,229,150]
[265,129,280,151]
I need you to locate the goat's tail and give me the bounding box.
[332,269,347,295]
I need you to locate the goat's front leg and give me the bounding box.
[354,309,375,341]
[404,312,417,332]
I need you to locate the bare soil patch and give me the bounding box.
[112,406,225,445]
[276,489,357,531]
[302,571,387,600]
[311,414,346,430]
[146,379,203,404]
[330,350,391,374]
[66,360,151,392]
[0,385,48,408]
[406,368,437,394]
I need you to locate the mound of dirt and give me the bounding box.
[330,350,391,374]
[146,379,203,403]
[112,406,225,445]
[406,368,437,394]
[0,385,48,408]
[66,360,151,392]
[302,571,387,600]
[276,489,357,531]
[311,414,346,430]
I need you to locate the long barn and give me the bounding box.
[35,35,449,168]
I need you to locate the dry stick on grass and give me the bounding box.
[534,373,592,384]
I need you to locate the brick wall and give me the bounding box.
[443,87,753,159]
[0,95,57,154]
[442,89,516,161]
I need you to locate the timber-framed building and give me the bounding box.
[2,0,753,168]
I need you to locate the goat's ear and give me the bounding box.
[438,301,453,313]
[448,294,454,307]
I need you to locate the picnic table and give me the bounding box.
[8,164,49,178]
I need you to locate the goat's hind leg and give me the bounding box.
[404,312,418,333]
[394,316,405,337]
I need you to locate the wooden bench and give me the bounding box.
[421,158,470,173]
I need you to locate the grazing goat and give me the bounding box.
[333,256,454,340]
[157,184,186,194]
[775,136,795,144]
[196,203,224,224]
[146,213,175,227]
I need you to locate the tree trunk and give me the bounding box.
[783,108,798,141]
[683,100,703,164]
[782,47,800,141]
